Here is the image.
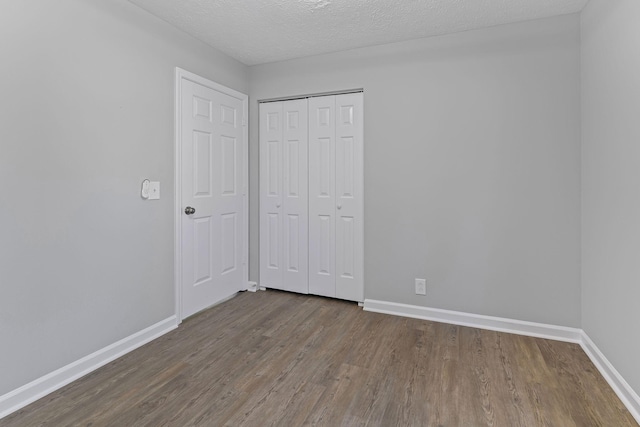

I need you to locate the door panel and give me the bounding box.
[260,102,284,288]
[221,136,237,195]
[337,216,355,279]
[193,217,212,285]
[267,141,279,196]
[286,141,300,197]
[193,131,212,197]
[308,96,336,298]
[267,213,279,268]
[286,214,300,271]
[260,100,309,293]
[317,138,332,196]
[335,93,363,301]
[181,79,244,318]
[318,215,332,275]
[220,213,237,274]
[282,99,308,293]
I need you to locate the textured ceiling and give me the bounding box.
[128,0,589,65]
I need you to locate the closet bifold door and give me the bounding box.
[259,100,309,293]
[309,94,363,301]
[334,93,363,302]
[308,96,336,298]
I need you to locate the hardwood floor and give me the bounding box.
[2,290,637,426]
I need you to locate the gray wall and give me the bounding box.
[581,0,640,395]
[0,0,248,395]
[249,15,582,327]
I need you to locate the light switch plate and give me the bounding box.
[148,181,160,200]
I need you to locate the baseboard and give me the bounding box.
[0,316,178,419]
[363,299,582,342]
[363,299,640,423]
[579,332,640,424]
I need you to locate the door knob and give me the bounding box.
[337,204,342,210]
[185,206,196,215]
[276,203,281,208]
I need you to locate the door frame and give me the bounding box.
[174,67,249,323]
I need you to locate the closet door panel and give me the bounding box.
[282,99,309,293]
[335,93,364,302]
[308,96,336,298]
[259,102,284,289]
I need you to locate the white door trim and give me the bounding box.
[174,68,249,323]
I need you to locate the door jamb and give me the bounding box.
[174,67,249,324]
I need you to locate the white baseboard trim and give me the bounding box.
[0,316,178,419]
[363,299,582,342]
[579,332,640,424]
[363,299,640,424]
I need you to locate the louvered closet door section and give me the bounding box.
[259,100,309,293]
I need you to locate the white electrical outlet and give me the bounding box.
[415,278,426,295]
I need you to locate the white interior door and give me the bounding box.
[334,93,363,301]
[308,93,363,301]
[282,100,309,293]
[260,100,309,293]
[260,92,363,302]
[179,74,246,319]
[308,96,337,298]
[260,102,284,289]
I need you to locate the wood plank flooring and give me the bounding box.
[2,290,637,426]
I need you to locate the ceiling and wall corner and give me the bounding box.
[127,0,589,65]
